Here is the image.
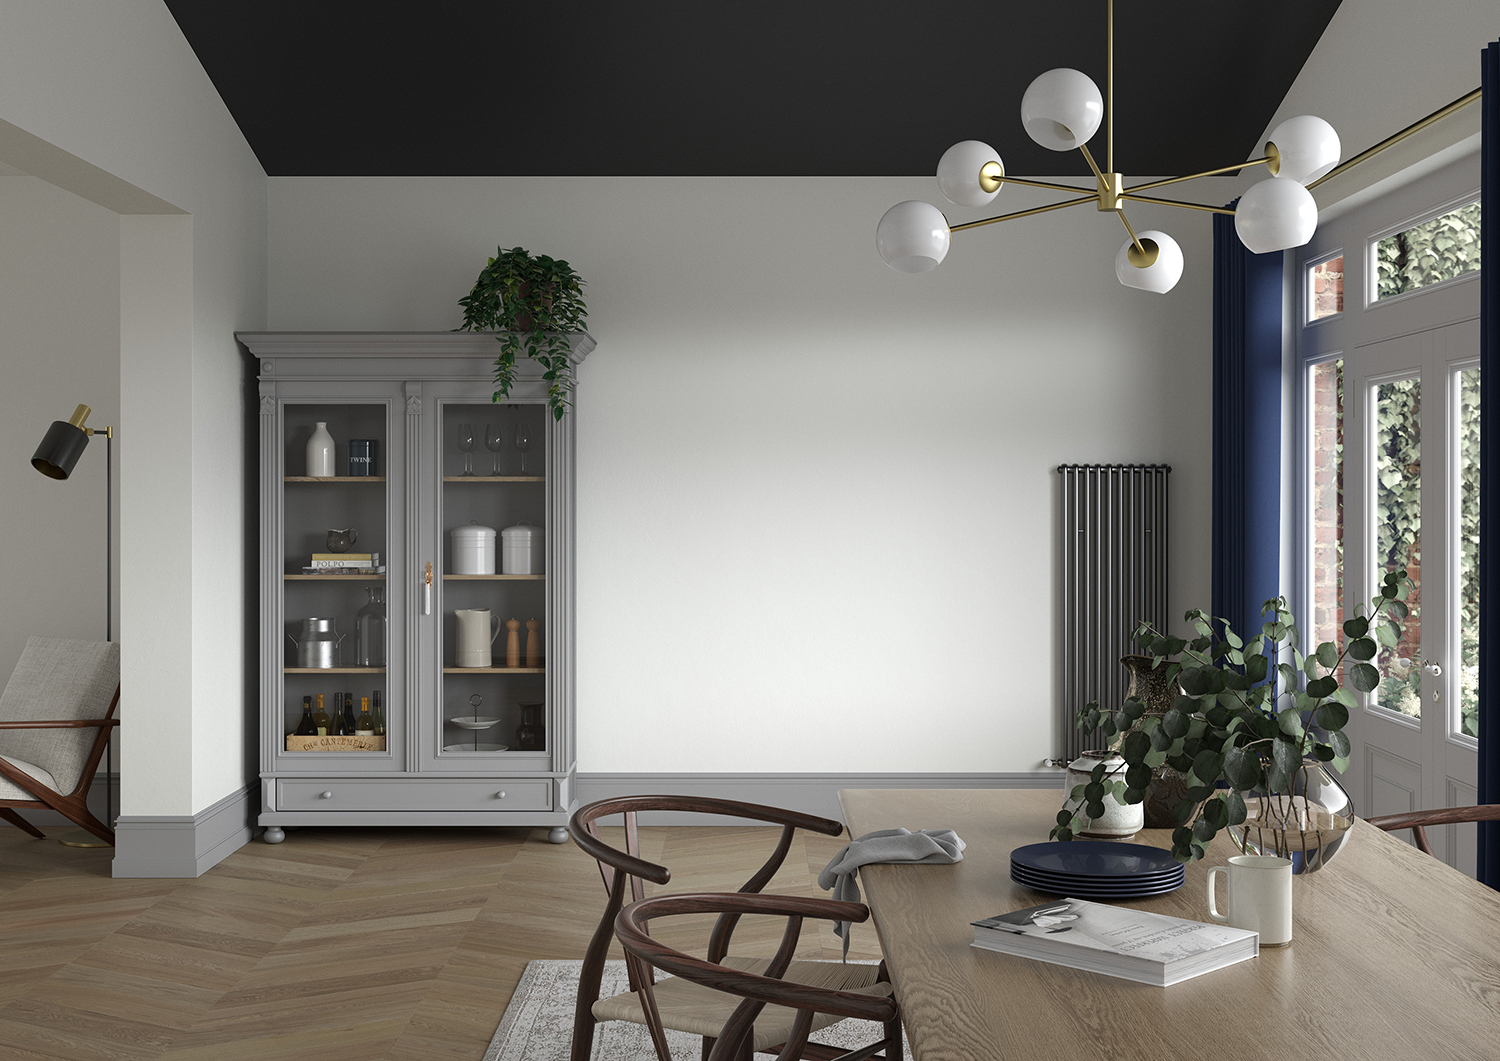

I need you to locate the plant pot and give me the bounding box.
[1230,761,1354,874]
[1065,750,1144,840]
[1120,654,1186,829]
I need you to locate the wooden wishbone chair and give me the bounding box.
[567,795,892,1061]
[615,891,901,1061]
[1366,804,1500,857]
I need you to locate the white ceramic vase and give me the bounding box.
[306,421,336,477]
[1065,750,1145,840]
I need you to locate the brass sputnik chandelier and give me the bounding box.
[876,0,1341,293]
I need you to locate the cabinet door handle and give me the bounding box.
[320,790,334,799]
[424,561,433,615]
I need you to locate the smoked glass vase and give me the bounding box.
[355,586,387,667]
[1230,761,1354,874]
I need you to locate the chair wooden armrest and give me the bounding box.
[1365,804,1500,856]
[615,892,900,1061]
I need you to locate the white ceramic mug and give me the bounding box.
[454,608,501,667]
[1207,854,1293,946]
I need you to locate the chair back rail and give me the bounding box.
[1365,804,1500,856]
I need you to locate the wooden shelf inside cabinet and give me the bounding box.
[442,476,544,482]
[284,476,387,482]
[442,666,545,674]
[444,574,544,581]
[285,574,388,581]
[285,667,387,674]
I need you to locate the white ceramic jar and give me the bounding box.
[306,421,335,477]
[1065,750,1145,840]
[501,523,544,575]
[452,524,497,575]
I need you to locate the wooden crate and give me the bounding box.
[286,734,386,752]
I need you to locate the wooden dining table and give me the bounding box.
[838,788,1500,1061]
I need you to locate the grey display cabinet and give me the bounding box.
[239,332,594,843]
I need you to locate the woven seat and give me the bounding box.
[592,955,893,1052]
[0,637,120,845]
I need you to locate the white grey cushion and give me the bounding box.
[0,637,119,795]
[0,754,59,801]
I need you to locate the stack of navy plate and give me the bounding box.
[1010,840,1185,899]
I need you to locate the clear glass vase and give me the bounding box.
[355,586,387,667]
[1230,760,1354,874]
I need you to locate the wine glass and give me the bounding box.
[514,420,532,475]
[484,423,504,475]
[456,422,476,476]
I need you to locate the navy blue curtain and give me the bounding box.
[1477,38,1499,889]
[1212,214,1284,641]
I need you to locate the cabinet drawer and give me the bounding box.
[277,778,551,812]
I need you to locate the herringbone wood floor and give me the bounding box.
[0,823,881,1061]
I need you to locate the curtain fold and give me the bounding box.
[1477,38,1498,890]
[1212,214,1283,642]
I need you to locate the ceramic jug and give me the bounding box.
[454,608,501,667]
[326,527,359,553]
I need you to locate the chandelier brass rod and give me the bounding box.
[1119,192,1237,216]
[1107,0,1114,174]
[949,194,1100,233]
[1307,86,1482,190]
[996,175,1099,194]
[1078,143,1105,183]
[1126,157,1274,194]
[1115,208,1147,257]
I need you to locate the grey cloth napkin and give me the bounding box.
[817,827,966,958]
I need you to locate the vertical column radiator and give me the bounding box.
[1058,464,1171,762]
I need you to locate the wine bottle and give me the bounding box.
[372,690,386,736]
[341,693,356,736]
[355,696,375,736]
[312,693,332,736]
[293,696,317,736]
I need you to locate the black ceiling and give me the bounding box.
[164,1,1342,180]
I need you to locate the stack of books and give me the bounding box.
[972,898,1258,986]
[303,552,385,575]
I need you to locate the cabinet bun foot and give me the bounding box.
[262,826,286,844]
[547,826,569,845]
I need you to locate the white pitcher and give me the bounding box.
[455,608,501,667]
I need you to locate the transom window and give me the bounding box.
[1371,197,1481,302]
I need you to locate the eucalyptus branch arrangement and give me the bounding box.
[1051,569,1410,863]
[457,246,588,421]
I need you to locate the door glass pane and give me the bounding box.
[1308,255,1344,322]
[1373,379,1422,717]
[1373,199,1481,300]
[1310,359,1344,649]
[1458,368,1480,738]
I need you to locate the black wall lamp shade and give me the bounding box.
[32,404,92,479]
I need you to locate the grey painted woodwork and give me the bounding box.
[238,332,593,841]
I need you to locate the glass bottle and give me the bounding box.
[341,692,356,736]
[371,690,386,736]
[355,697,375,736]
[293,695,317,736]
[355,586,387,667]
[312,693,332,736]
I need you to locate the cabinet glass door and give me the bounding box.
[421,397,550,769]
[278,398,404,770]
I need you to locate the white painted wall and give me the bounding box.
[268,176,1217,772]
[0,176,120,664]
[0,1,267,821]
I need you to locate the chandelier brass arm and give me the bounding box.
[1119,193,1237,216]
[991,174,1099,195]
[949,194,1100,233]
[1307,86,1481,190]
[1126,157,1275,195]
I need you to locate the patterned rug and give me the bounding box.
[485,959,907,1061]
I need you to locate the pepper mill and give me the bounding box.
[506,618,521,667]
[525,618,540,667]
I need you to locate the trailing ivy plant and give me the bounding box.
[457,247,588,421]
[1050,570,1409,863]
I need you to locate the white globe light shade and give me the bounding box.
[1266,115,1341,184]
[1114,230,1184,294]
[1020,68,1104,151]
[1235,177,1319,253]
[936,140,1002,207]
[876,200,951,273]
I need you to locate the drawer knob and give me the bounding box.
[496,790,507,799]
[320,790,333,799]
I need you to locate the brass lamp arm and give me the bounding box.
[949,194,1099,233]
[1125,157,1274,195]
[1119,192,1237,216]
[993,175,1098,195]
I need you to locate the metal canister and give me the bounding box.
[292,617,343,668]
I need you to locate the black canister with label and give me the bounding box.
[348,439,378,476]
